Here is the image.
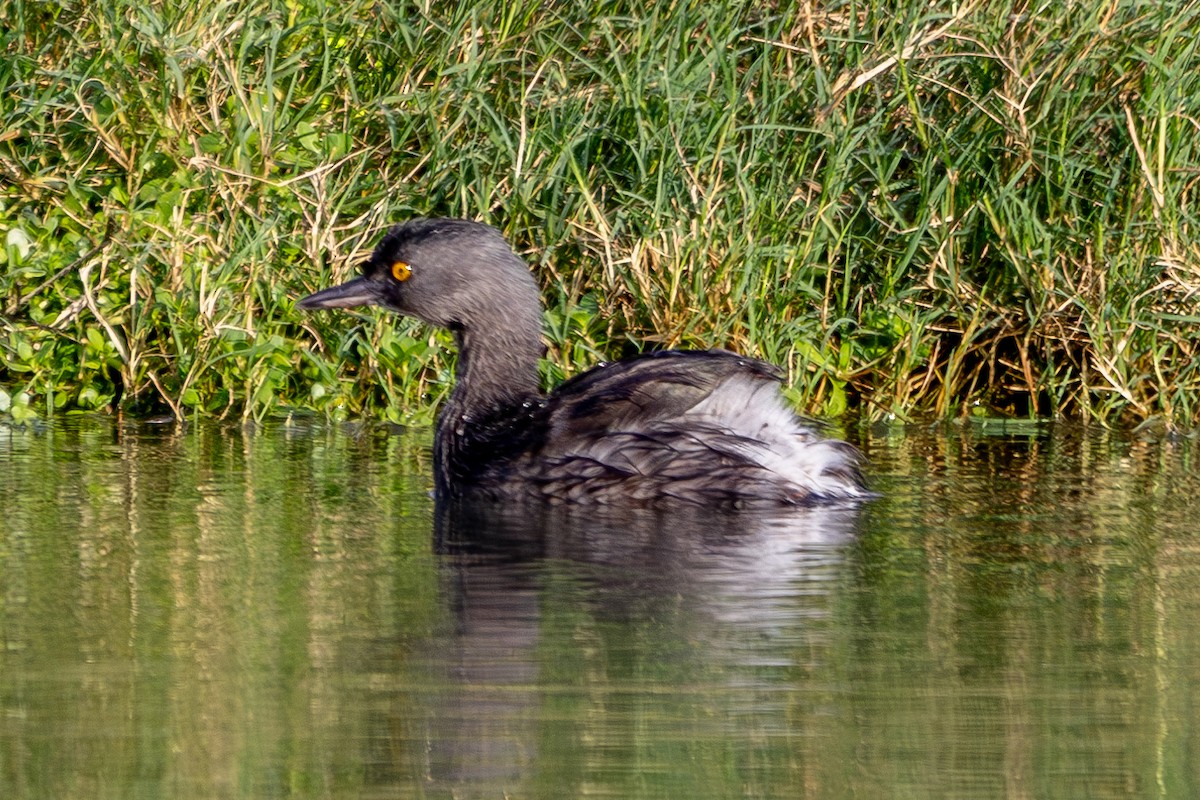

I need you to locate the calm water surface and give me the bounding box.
[2,418,1199,798]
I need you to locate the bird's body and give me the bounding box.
[299,218,868,507]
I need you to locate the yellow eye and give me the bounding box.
[391,261,412,282]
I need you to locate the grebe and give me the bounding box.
[299,218,868,507]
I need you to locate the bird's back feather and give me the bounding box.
[473,350,869,506]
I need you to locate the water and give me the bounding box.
[2,418,1200,798]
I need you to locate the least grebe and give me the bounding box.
[299,218,868,506]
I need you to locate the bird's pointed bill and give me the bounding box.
[298,276,381,309]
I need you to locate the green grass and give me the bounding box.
[2,0,1199,426]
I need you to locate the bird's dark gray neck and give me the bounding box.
[433,320,544,497]
[449,323,542,413]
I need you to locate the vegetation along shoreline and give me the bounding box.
[2,1,1198,427]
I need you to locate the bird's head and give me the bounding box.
[298,217,536,330]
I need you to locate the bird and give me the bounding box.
[298,217,869,507]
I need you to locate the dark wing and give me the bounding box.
[515,349,820,505]
[543,348,783,438]
[466,348,865,506]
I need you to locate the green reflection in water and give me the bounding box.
[1,418,1199,799]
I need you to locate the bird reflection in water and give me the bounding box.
[388,498,864,794]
